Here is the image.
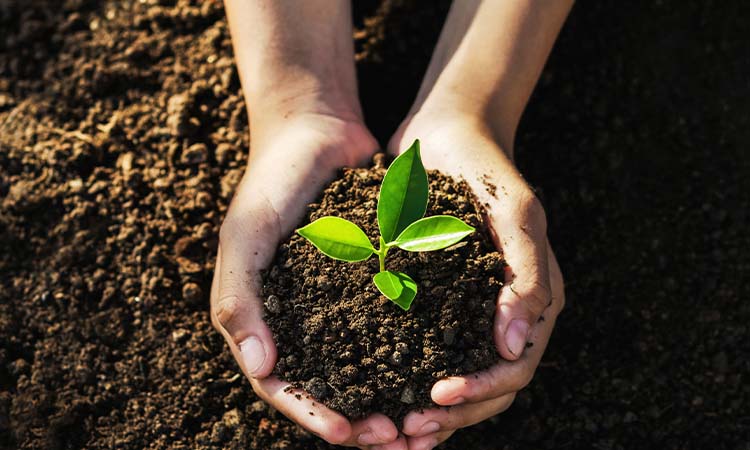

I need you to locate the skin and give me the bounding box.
[214,1,572,449]
[388,2,572,446]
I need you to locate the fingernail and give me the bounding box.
[505,319,530,357]
[357,431,380,445]
[417,421,441,435]
[239,335,266,376]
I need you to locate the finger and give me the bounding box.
[371,434,408,450]
[402,393,515,437]
[250,376,353,445]
[212,245,277,378]
[211,195,276,378]
[405,430,455,450]
[491,190,551,360]
[431,273,562,406]
[210,248,276,378]
[345,414,399,447]
[215,257,277,377]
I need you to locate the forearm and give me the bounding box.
[411,0,573,153]
[223,0,361,131]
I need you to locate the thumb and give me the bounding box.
[210,225,278,378]
[491,195,551,361]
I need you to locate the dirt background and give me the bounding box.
[1,1,748,449]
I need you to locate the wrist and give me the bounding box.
[247,83,363,131]
[399,102,517,159]
[226,0,362,130]
[248,107,378,173]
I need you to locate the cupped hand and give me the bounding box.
[388,114,565,449]
[210,112,407,449]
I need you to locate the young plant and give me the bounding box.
[296,140,475,311]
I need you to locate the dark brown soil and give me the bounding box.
[263,162,503,422]
[1,1,749,449]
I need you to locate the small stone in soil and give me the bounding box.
[400,386,416,404]
[443,326,456,345]
[182,282,202,304]
[265,295,281,314]
[215,142,236,165]
[316,275,332,291]
[171,329,190,342]
[284,355,298,367]
[340,365,359,383]
[375,345,392,359]
[250,400,266,413]
[181,143,208,165]
[304,377,328,400]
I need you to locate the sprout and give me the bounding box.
[296,140,474,310]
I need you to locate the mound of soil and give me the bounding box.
[2,0,749,449]
[262,160,504,422]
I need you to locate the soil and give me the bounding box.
[263,163,503,423]
[1,1,749,450]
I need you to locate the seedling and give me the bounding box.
[296,140,475,311]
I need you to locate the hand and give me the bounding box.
[388,113,565,450]
[210,111,407,448]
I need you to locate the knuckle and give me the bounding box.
[213,295,245,339]
[518,192,547,233]
[514,367,536,391]
[518,281,551,317]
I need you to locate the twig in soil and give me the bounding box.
[456,277,482,283]
[226,373,241,383]
[96,112,120,135]
[48,126,95,144]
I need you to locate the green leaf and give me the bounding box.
[377,139,429,242]
[373,270,418,311]
[392,215,475,252]
[297,217,375,262]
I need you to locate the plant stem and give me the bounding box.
[378,236,388,272]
